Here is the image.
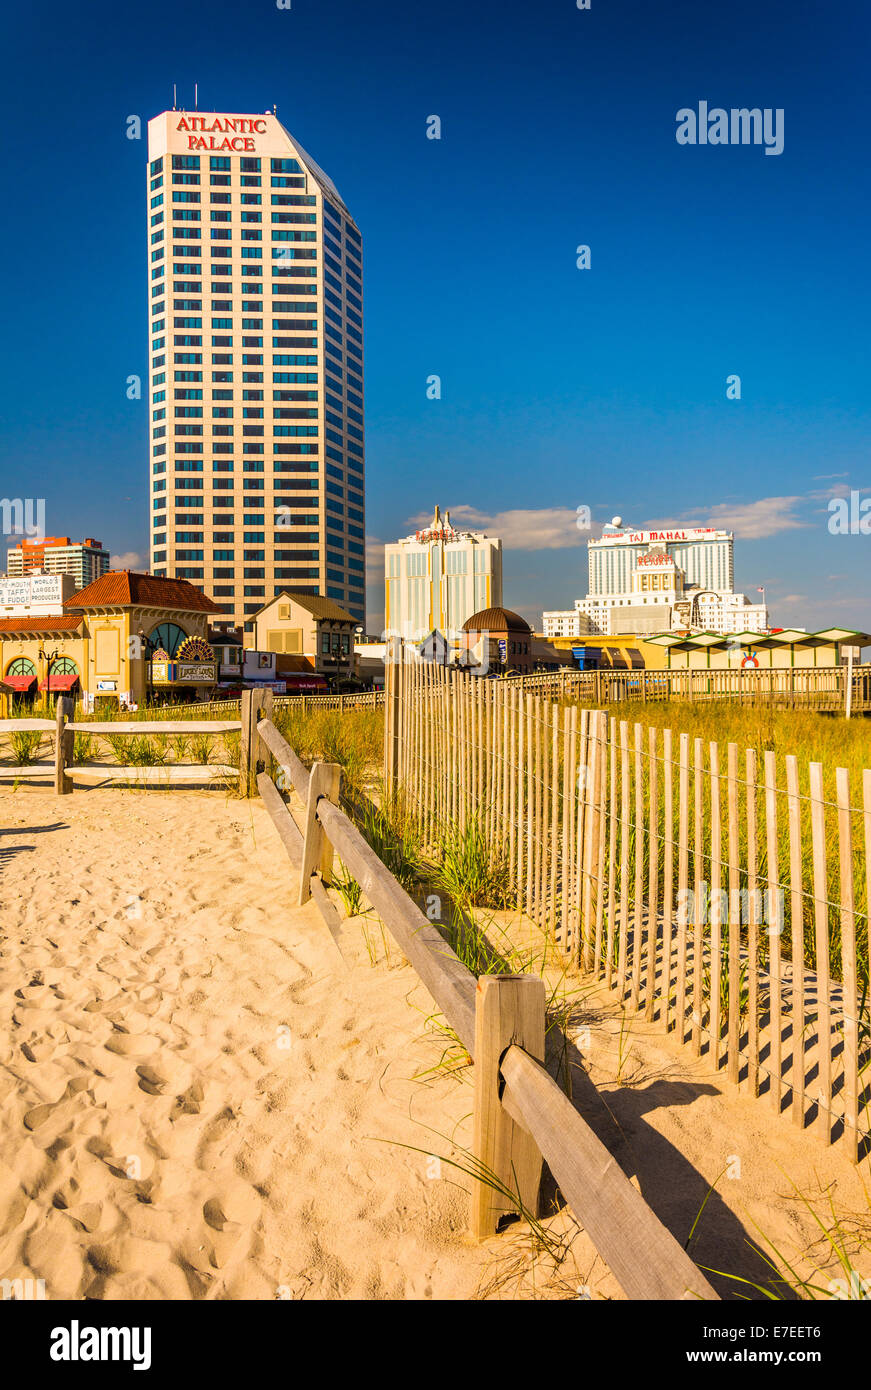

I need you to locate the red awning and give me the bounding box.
[4,673,37,691]
[38,674,80,692]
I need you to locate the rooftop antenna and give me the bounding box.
[194,82,198,110]
[172,83,177,110]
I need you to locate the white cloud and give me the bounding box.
[409,505,586,551]
[110,551,145,569]
[365,536,386,578]
[647,496,811,540]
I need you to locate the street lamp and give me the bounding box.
[137,629,151,708]
[38,645,59,708]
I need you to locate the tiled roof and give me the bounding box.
[65,571,220,613]
[0,615,84,634]
[255,590,355,623]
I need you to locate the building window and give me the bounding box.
[147,622,188,657]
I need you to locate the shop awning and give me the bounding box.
[4,673,37,691]
[38,674,80,692]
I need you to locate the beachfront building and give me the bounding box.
[0,613,88,703]
[385,506,503,643]
[0,571,222,708]
[542,516,769,638]
[6,536,110,589]
[146,108,365,631]
[251,589,357,683]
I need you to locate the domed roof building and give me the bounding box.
[462,606,531,635]
[460,605,534,673]
[460,605,575,675]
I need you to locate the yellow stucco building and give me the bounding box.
[0,571,220,708]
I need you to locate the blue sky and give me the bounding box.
[2,0,869,634]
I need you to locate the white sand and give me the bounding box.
[1,786,869,1301]
[0,787,495,1300]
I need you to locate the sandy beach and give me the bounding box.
[1,784,870,1301]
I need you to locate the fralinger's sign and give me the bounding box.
[176,115,268,152]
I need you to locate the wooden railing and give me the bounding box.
[0,696,241,789]
[175,689,384,716]
[504,664,871,712]
[243,689,717,1300]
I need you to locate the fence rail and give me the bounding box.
[503,663,871,711]
[0,700,240,789]
[386,654,871,1165]
[243,690,716,1299]
[172,689,384,716]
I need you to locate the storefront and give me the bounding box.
[64,571,221,709]
[149,657,218,703]
[0,616,88,706]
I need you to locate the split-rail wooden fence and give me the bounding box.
[239,688,717,1299]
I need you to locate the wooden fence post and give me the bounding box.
[471,974,546,1239]
[240,688,272,796]
[240,690,255,796]
[298,760,342,905]
[384,637,401,796]
[54,695,74,795]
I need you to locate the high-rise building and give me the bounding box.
[146,109,365,630]
[542,516,768,637]
[384,506,503,640]
[6,537,109,589]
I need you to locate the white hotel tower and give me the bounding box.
[543,517,769,638]
[146,109,365,629]
[385,506,503,641]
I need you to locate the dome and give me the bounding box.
[462,607,532,634]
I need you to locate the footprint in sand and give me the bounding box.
[20,1037,55,1064]
[135,1066,165,1096]
[170,1080,205,1118]
[194,1107,238,1164]
[104,1032,161,1058]
[23,1076,91,1133]
[61,1200,113,1235]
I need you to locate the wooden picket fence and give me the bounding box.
[385,653,871,1163]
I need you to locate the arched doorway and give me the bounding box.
[40,656,81,701]
[5,657,38,704]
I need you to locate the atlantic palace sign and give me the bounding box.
[175,115,268,152]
